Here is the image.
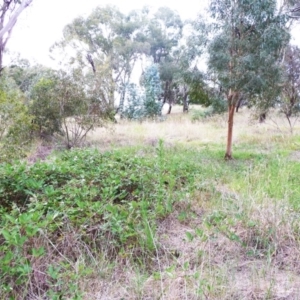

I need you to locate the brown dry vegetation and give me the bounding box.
[90,106,300,152]
[76,106,300,300]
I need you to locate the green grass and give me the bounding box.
[1,127,300,298]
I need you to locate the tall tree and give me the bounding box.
[280,44,300,130]
[146,7,183,64]
[142,7,183,111]
[208,0,290,159]
[0,0,33,73]
[55,6,148,113]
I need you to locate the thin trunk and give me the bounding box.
[235,95,243,112]
[259,112,266,123]
[167,104,172,114]
[286,114,293,134]
[0,45,3,74]
[108,73,115,110]
[225,104,235,160]
[117,82,126,118]
[183,92,189,113]
[163,81,169,104]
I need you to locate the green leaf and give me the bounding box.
[32,247,45,258]
[1,251,13,264]
[185,231,194,242]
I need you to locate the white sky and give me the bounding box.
[6,0,300,67]
[6,0,204,67]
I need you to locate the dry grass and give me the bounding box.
[76,107,300,299]
[89,106,300,152]
[82,208,300,299]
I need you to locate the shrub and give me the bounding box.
[30,70,110,148]
[142,64,162,119]
[0,87,33,162]
[123,65,163,121]
[122,83,144,120]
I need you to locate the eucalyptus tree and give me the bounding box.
[142,7,184,111]
[159,45,208,113]
[0,0,33,73]
[173,17,210,113]
[154,13,210,114]
[56,6,148,114]
[280,44,300,130]
[146,7,183,64]
[158,58,177,113]
[208,0,290,159]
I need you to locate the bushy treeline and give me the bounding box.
[0,3,300,162]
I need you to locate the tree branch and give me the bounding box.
[0,0,33,39]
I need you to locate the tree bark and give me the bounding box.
[183,102,189,113]
[259,112,266,123]
[225,104,235,160]
[182,90,189,113]
[0,0,33,74]
[235,95,243,112]
[0,0,33,39]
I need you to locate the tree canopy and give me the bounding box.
[208,0,290,159]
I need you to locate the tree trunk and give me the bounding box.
[117,82,127,119]
[183,92,189,113]
[259,112,266,123]
[0,0,33,40]
[0,45,3,75]
[167,104,172,114]
[235,95,243,112]
[183,99,189,113]
[225,104,235,160]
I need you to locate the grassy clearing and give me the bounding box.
[1,107,300,299]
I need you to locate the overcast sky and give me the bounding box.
[6,0,300,67]
[6,0,205,66]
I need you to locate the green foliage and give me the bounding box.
[29,77,62,137]
[141,64,162,119]
[280,45,300,127]
[147,7,183,64]
[124,65,162,120]
[208,0,290,98]
[209,95,227,114]
[6,59,52,95]
[122,83,144,120]
[0,142,203,298]
[1,134,300,297]
[0,85,33,162]
[183,70,209,106]
[29,70,109,148]
[191,96,227,121]
[57,5,150,110]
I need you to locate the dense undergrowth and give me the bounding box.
[1,139,300,299]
